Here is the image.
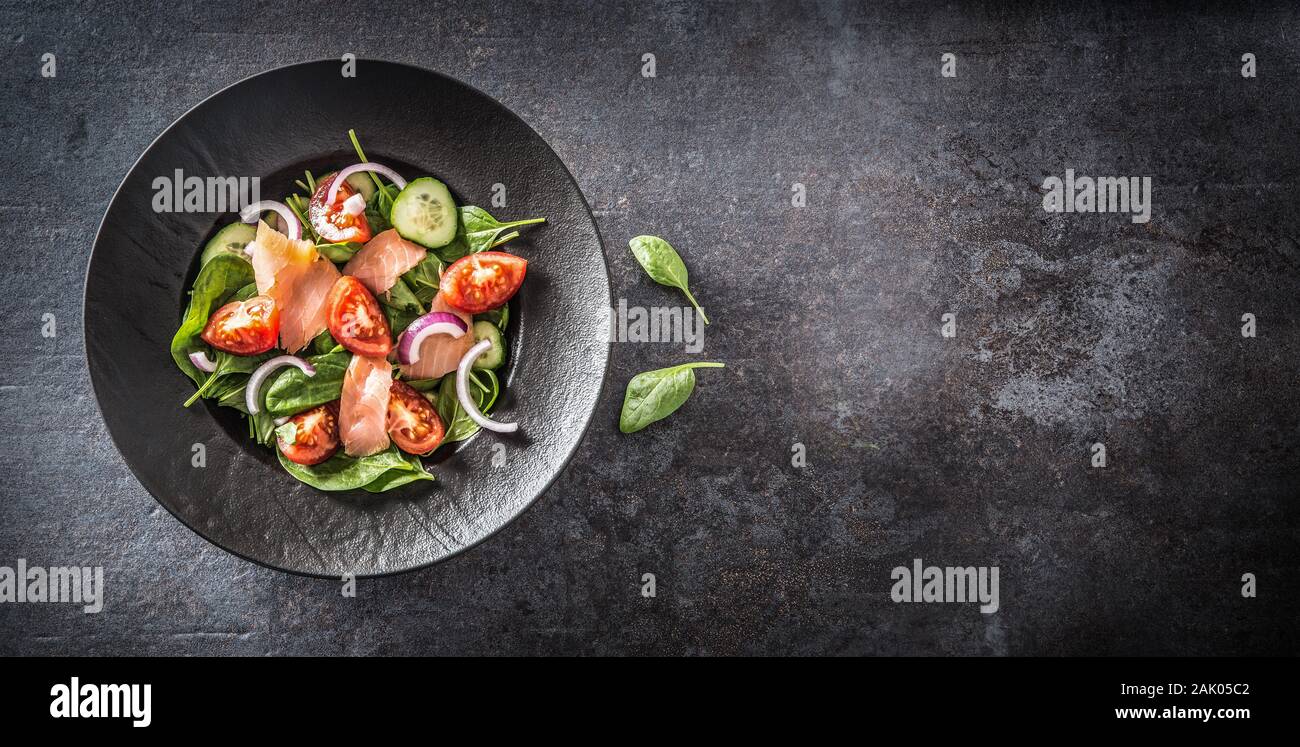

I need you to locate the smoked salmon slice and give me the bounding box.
[344,229,427,297]
[251,221,340,352]
[398,294,476,382]
[339,354,392,457]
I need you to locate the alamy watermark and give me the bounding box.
[152,169,260,213]
[0,558,103,613]
[890,558,999,614]
[50,678,150,727]
[1041,169,1152,224]
[607,299,704,353]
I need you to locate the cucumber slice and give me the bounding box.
[345,172,376,201]
[471,320,506,370]
[199,222,256,266]
[390,177,457,248]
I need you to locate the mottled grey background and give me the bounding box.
[1,1,1296,655]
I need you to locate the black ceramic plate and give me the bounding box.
[85,60,609,577]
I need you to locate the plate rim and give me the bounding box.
[82,57,611,578]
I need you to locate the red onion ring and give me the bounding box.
[239,200,301,240]
[456,339,516,433]
[246,355,316,415]
[396,311,468,365]
[188,351,217,373]
[326,162,408,205]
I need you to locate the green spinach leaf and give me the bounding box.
[183,350,270,407]
[476,304,509,331]
[316,242,363,263]
[311,329,340,356]
[365,184,400,235]
[170,254,256,385]
[385,275,423,312]
[381,298,422,340]
[460,206,546,254]
[433,232,470,263]
[381,275,425,339]
[628,235,710,324]
[435,369,499,443]
[401,254,444,307]
[619,362,724,433]
[262,350,351,418]
[277,445,434,492]
[251,411,278,445]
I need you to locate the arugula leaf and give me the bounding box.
[460,206,546,253]
[628,235,710,324]
[619,362,724,433]
[262,350,351,418]
[276,445,434,492]
[170,254,255,385]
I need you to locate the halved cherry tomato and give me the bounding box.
[326,276,392,358]
[277,401,341,466]
[309,174,372,244]
[200,296,279,355]
[439,251,527,313]
[386,380,445,454]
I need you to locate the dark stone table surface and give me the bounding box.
[1,1,1295,655]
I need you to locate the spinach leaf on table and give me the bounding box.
[619,362,724,433]
[628,235,710,324]
[170,254,256,385]
[262,350,351,418]
[277,445,434,492]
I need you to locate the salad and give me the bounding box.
[169,131,544,492]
